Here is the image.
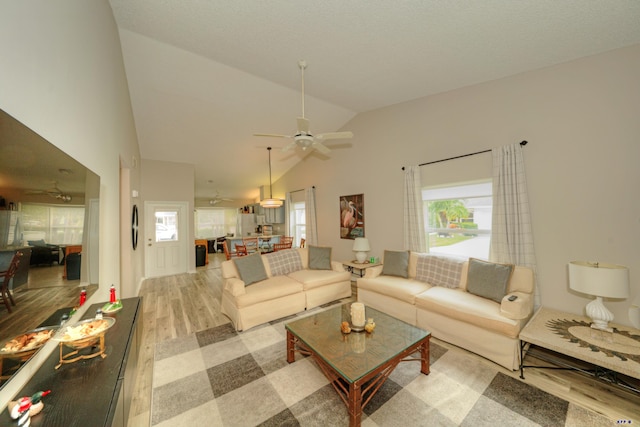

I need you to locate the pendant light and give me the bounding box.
[260,147,283,208]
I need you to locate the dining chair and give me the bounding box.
[242,237,259,254]
[222,240,234,260]
[280,236,294,246]
[235,244,249,257]
[0,251,22,313]
[272,243,290,252]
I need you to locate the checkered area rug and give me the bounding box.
[151,304,611,427]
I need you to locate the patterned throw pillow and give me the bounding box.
[415,254,466,288]
[265,249,303,276]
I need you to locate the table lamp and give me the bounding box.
[352,238,370,264]
[569,261,630,332]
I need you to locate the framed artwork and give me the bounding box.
[340,194,364,239]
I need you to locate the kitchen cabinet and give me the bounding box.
[264,205,284,224]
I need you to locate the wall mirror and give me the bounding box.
[0,108,100,389]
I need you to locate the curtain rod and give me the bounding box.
[401,140,528,170]
[289,186,315,194]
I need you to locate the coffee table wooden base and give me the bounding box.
[287,330,430,427]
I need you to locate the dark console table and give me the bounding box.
[0,297,142,427]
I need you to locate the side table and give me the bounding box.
[342,260,381,278]
[519,307,640,393]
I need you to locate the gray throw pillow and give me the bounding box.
[466,258,514,303]
[381,250,409,278]
[309,245,332,270]
[234,253,268,286]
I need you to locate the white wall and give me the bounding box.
[0,0,141,403]
[140,159,196,272]
[277,44,640,327]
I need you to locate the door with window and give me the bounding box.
[145,202,188,278]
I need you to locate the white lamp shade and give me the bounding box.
[260,198,282,208]
[569,261,629,299]
[352,238,371,252]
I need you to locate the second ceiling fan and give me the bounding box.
[254,60,353,155]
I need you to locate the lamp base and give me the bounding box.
[585,296,615,333]
[354,251,368,264]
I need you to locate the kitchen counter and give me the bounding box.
[227,235,282,253]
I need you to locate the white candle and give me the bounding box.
[350,303,366,328]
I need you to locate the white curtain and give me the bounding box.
[285,191,293,237]
[305,187,318,246]
[490,143,540,307]
[403,166,427,252]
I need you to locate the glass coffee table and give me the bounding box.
[286,303,430,427]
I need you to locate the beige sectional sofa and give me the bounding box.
[357,252,534,370]
[221,247,351,331]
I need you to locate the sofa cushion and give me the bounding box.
[382,250,409,278]
[288,269,351,290]
[466,258,513,303]
[415,254,465,288]
[357,276,431,305]
[234,276,304,308]
[233,253,268,286]
[308,245,331,270]
[415,287,522,338]
[265,249,303,276]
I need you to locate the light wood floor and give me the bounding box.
[2,256,638,425]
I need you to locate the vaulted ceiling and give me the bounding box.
[109,0,640,201]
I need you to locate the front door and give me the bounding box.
[144,201,188,278]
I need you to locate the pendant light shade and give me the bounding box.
[260,147,283,208]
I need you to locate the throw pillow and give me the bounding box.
[233,253,268,286]
[466,258,514,303]
[415,254,466,288]
[265,249,303,276]
[381,250,409,278]
[308,245,332,270]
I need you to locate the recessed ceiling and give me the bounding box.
[109,0,640,200]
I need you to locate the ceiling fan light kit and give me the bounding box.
[260,147,283,208]
[254,60,353,155]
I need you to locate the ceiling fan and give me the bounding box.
[254,60,353,155]
[209,191,233,205]
[24,181,72,202]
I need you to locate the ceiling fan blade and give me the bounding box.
[311,141,331,155]
[296,117,309,134]
[315,131,354,141]
[254,133,292,139]
[281,140,298,152]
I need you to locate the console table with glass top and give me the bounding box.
[286,303,430,427]
[519,307,640,393]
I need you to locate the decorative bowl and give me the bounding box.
[52,317,115,349]
[0,327,56,361]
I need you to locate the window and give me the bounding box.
[289,201,306,246]
[195,208,238,238]
[423,181,492,259]
[21,204,85,245]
